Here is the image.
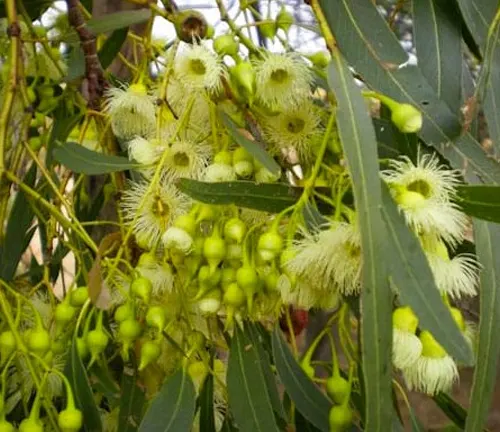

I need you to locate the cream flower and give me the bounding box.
[162,226,194,253]
[261,100,321,160]
[422,235,479,299]
[120,175,190,249]
[127,136,164,166]
[277,273,338,309]
[163,140,211,179]
[392,306,422,370]
[175,43,225,93]
[203,163,237,182]
[104,83,156,139]
[136,251,174,296]
[403,330,458,395]
[382,152,468,245]
[285,221,362,295]
[254,52,312,109]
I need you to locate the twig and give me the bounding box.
[66,0,107,110]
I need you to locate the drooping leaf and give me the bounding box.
[64,338,103,432]
[456,184,500,223]
[433,393,468,429]
[99,28,129,69]
[0,164,37,281]
[64,9,152,44]
[412,0,462,115]
[465,220,500,431]
[271,329,332,432]
[47,106,83,166]
[320,0,500,184]
[177,179,299,213]
[246,323,286,422]
[118,360,146,432]
[199,354,216,432]
[227,325,280,432]
[138,369,196,432]
[53,142,138,175]
[221,112,281,177]
[327,54,393,430]
[455,0,497,53]
[380,183,473,364]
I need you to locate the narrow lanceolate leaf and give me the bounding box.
[380,184,473,364]
[221,112,281,177]
[46,106,83,166]
[64,9,151,43]
[412,0,462,114]
[271,329,332,432]
[433,393,468,429]
[138,369,196,432]
[53,142,138,175]
[465,220,500,431]
[456,184,500,223]
[455,0,497,53]
[327,55,393,431]
[65,338,103,432]
[0,164,37,281]
[199,355,216,432]
[118,362,146,432]
[227,325,280,432]
[320,0,500,184]
[99,28,129,69]
[177,179,299,213]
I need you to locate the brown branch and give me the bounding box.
[66,0,107,110]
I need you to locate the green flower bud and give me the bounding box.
[27,328,51,356]
[234,161,254,178]
[131,277,153,304]
[28,136,43,151]
[308,51,330,68]
[70,286,89,307]
[27,87,37,104]
[328,404,353,432]
[257,231,283,261]
[0,331,16,364]
[197,289,222,314]
[55,302,77,325]
[138,340,161,371]
[276,6,294,32]
[114,302,135,323]
[58,408,83,432]
[0,420,15,432]
[230,61,256,103]
[174,213,198,236]
[224,217,247,244]
[391,103,423,133]
[19,418,44,432]
[223,282,246,308]
[37,84,54,100]
[326,375,350,404]
[76,337,89,359]
[145,306,166,331]
[260,20,277,39]
[221,267,237,289]
[118,319,142,342]
[203,236,226,272]
[236,265,260,312]
[86,330,109,359]
[214,150,233,166]
[213,34,239,57]
[232,147,252,163]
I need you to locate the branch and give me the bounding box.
[66,0,107,110]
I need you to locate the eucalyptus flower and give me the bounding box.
[392,306,422,370]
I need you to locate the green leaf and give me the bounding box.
[380,183,473,364]
[220,112,281,177]
[64,338,103,432]
[47,106,83,166]
[99,28,129,69]
[0,0,51,20]
[119,361,146,432]
[199,354,216,432]
[455,0,497,53]
[320,0,500,184]
[271,329,332,432]
[465,220,500,431]
[327,54,393,430]
[66,47,86,81]
[53,142,139,175]
[177,179,299,213]
[64,9,152,43]
[227,325,280,432]
[0,164,37,281]
[433,393,468,429]
[138,368,196,432]
[412,0,462,115]
[456,185,500,223]
[246,323,287,422]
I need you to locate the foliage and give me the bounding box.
[0,0,500,431]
